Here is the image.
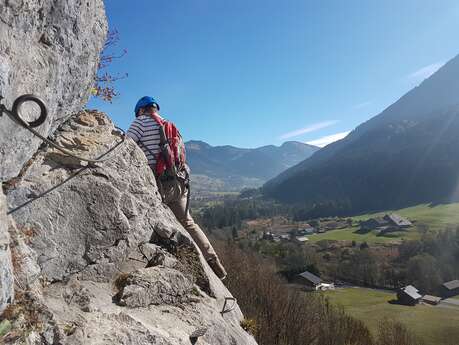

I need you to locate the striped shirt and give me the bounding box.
[127,115,162,168]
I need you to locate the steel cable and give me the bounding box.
[0,94,126,164]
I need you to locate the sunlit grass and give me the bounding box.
[307,203,459,244]
[323,287,459,345]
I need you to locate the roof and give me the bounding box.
[385,213,412,227]
[295,236,309,242]
[400,285,422,300]
[443,280,459,290]
[363,217,387,225]
[298,271,321,285]
[422,295,442,303]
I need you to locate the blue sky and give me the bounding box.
[88,0,459,148]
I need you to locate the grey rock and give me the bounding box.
[0,186,13,313]
[5,111,257,344]
[139,242,179,268]
[116,266,194,307]
[0,0,108,181]
[8,219,41,291]
[6,111,168,283]
[63,280,94,312]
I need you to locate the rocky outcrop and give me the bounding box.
[0,1,257,343]
[0,0,107,181]
[2,111,257,344]
[0,187,13,313]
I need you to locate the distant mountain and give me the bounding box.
[186,140,319,192]
[264,54,459,213]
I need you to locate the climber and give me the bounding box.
[127,96,227,280]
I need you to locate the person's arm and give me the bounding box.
[126,118,144,143]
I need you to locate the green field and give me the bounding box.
[307,227,413,244]
[324,288,459,345]
[307,203,459,244]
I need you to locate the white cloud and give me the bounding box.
[407,61,445,83]
[353,101,372,110]
[279,120,338,140]
[307,131,350,147]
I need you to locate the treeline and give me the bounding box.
[197,198,293,230]
[195,194,361,231]
[215,240,424,345]
[334,228,459,294]
[247,227,459,295]
[397,227,459,294]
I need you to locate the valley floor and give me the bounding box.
[323,287,459,345]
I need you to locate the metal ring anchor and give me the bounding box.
[11,94,48,128]
[1,94,126,165]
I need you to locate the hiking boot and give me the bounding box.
[207,257,227,280]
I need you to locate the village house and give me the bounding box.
[360,217,388,231]
[262,232,274,241]
[298,224,316,235]
[294,271,322,290]
[279,234,291,241]
[294,235,309,244]
[441,280,459,298]
[421,295,442,305]
[384,213,413,228]
[359,213,412,234]
[397,285,422,306]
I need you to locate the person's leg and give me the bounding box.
[166,181,227,279]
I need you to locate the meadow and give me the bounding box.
[307,202,459,244]
[324,287,459,345]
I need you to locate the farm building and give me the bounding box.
[298,225,315,235]
[316,282,335,291]
[294,271,322,289]
[384,213,412,228]
[294,235,309,243]
[262,232,274,241]
[421,295,442,305]
[441,280,459,298]
[360,217,388,231]
[279,234,291,241]
[397,285,422,306]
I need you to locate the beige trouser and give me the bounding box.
[160,178,218,262]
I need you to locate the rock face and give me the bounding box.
[3,111,257,344]
[0,0,107,181]
[0,186,13,313]
[0,2,257,343]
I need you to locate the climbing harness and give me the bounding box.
[0,94,126,165]
[221,296,237,315]
[138,137,192,213]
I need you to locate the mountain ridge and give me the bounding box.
[264,54,459,213]
[186,140,319,192]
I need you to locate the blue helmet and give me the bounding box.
[134,96,160,115]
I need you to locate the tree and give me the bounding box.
[232,226,238,240]
[406,254,442,294]
[92,29,128,102]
